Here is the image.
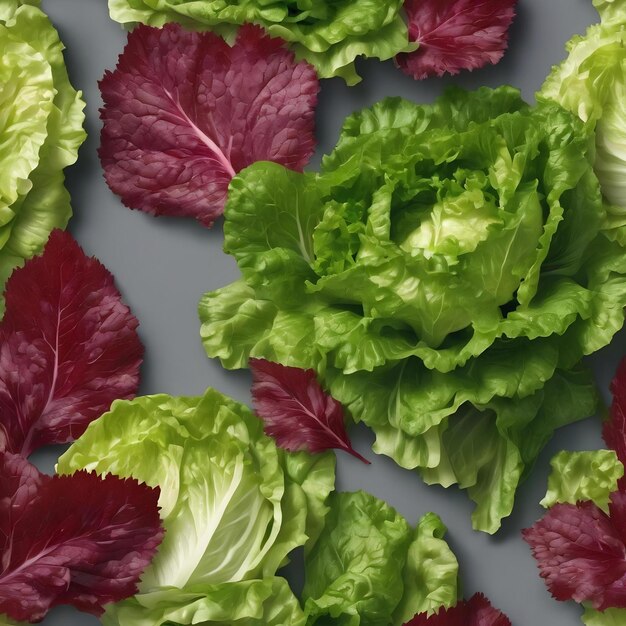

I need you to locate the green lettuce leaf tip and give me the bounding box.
[541,450,624,512]
[583,607,626,625]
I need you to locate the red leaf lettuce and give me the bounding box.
[0,452,163,622]
[99,23,318,227]
[0,230,143,457]
[396,0,517,79]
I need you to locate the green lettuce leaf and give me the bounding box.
[392,512,459,624]
[302,491,458,625]
[0,2,85,311]
[57,389,335,625]
[107,0,413,84]
[101,577,306,626]
[541,450,624,511]
[583,607,626,625]
[538,1,626,217]
[200,86,626,533]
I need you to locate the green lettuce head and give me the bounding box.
[57,388,336,625]
[0,0,85,310]
[106,0,413,84]
[539,0,626,226]
[199,86,626,533]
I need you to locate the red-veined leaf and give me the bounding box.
[0,229,143,456]
[250,358,369,464]
[0,452,163,622]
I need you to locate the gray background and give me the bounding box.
[31,1,624,624]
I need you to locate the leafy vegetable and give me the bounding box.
[525,356,626,620]
[523,492,626,611]
[302,491,459,625]
[0,1,85,312]
[583,607,626,625]
[106,0,413,84]
[99,23,318,227]
[250,358,369,463]
[57,387,335,626]
[396,0,518,79]
[540,450,624,512]
[403,593,511,626]
[0,230,143,457]
[199,85,623,533]
[0,452,162,622]
[539,0,626,214]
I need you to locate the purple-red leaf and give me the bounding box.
[604,357,626,489]
[249,358,369,464]
[0,452,163,622]
[522,493,626,611]
[99,23,319,227]
[403,593,511,626]
[396,0,517,80]
[0,230,143,457]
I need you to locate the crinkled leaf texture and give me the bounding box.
[529,355,626,616]
[0,2,85,313]
[403,593,511,626]
[99,23,318,227]
[303,491,459,625]
[538,2,626,217]
[107,0,412,84]
[250,358,368,463]
[0,230,143,457]
[523,492,626,611]
[58,388,335,626]
[0,452,162,623]
[396,0,517,79]
[541,450,624,512]
[199,85,621,533]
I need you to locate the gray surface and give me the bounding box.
[31,1,622,624]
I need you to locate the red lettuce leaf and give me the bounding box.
[99,23,318,227]
[604,357,626,489]
[0,230,143,457]
[396,0,517,80]
[249,358,369,464]
[522,494,626,611]
[0,452,163,622]
[403,593,511,625]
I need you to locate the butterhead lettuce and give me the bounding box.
[0,0,85,312]
[199,86,626,533]
[57,388,336,625]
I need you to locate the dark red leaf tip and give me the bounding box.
[403,592,512,625]
[249,358,369,464]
